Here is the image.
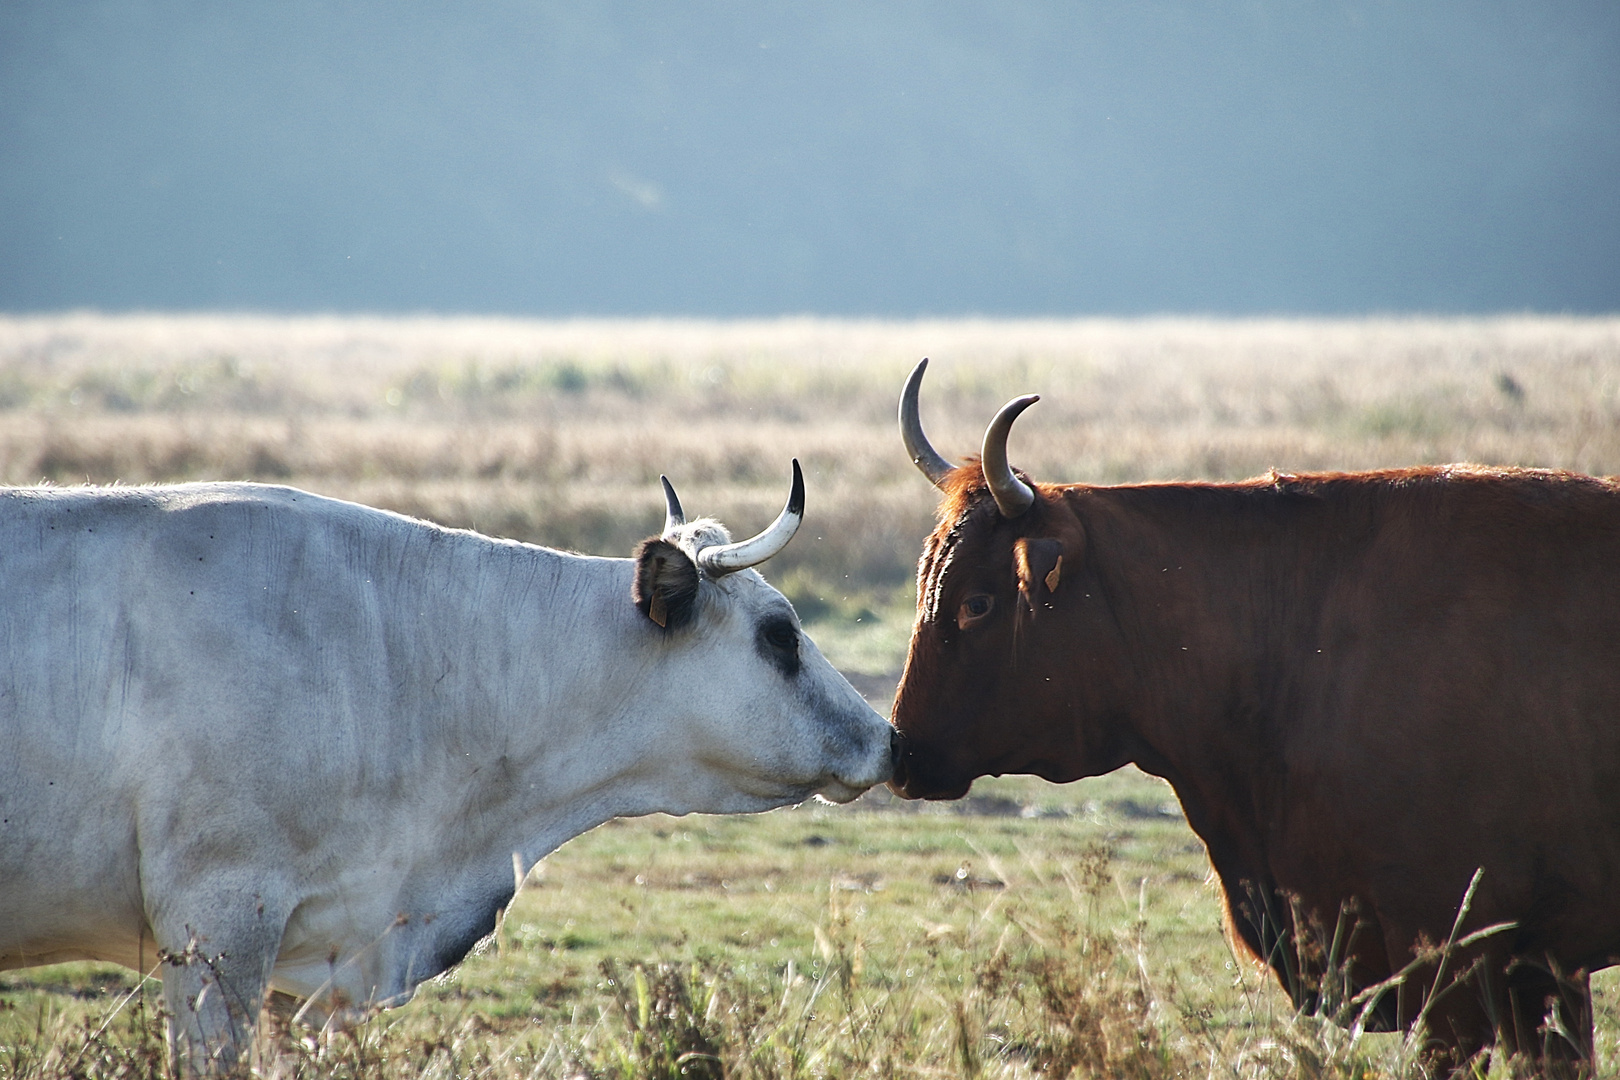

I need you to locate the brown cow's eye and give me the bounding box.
[957,594,994,629]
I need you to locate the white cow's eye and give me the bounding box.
[757,615,801,676]
[763,620,798,651]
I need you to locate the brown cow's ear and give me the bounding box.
[632,537,700,631]
[1014,537,1066,618]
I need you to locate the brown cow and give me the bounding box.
[889,359,1620,1074]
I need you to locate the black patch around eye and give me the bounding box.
[756,614,801,677]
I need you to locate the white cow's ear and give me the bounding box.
[632,537,700,630]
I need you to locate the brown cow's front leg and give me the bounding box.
[1415,953,1595,1077]
[1379,923,1498,1077]
[1500,961,1593,1078]
[1406,989,1496,1078]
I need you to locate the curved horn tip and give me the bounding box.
[899,357,956,487]
[787,458,805,518]
[982,394,1040,518]
[660,475,686,534]
[693,459,805,576]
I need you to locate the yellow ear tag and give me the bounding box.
[1044,555,1063,594]
[649,593,668,627]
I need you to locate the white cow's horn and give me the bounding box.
[696,459,805,576]
[660,475,685,538]
[983,395,1039,518]
[899,358,955,487]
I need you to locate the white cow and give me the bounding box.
[0,464,893,1072]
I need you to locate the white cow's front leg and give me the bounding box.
[150,892,288,1074]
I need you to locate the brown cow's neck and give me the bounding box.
[1064,478,1373,897]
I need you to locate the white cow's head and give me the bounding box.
[627,461,895,812]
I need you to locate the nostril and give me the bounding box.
[888,727,906,782]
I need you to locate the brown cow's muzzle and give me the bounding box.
[887,726,908,793]
[886,727,975,801]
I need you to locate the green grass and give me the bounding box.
[2,768,1252,1078]
[17,768,1603,1077]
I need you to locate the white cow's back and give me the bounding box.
[0,484,591,980]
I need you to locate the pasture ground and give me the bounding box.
[1,315,1618,1077]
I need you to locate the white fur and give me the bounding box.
[0,482,890,1070]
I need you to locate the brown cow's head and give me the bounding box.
[890,360,1135,799]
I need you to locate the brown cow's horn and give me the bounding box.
[659,475,686,538]
[899,358,955,488]
[982,395,1039,518]
[696,459,805,576]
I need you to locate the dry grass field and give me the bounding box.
[1,313,1618,1078]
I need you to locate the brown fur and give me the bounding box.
[631,537,700,631]
[892,460,1620,1073]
